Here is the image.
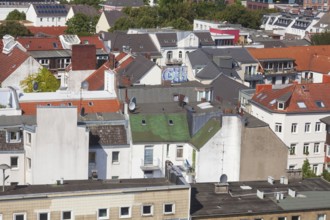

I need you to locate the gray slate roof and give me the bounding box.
[103,10,124,27]
[193,31,215,46]
[156,33,177,47]
[118,55,156,86]
[71,5,100,17]
[102,0,144,7]
[202,48,257,64]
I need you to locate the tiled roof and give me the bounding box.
[79,35,106,50]
[17,37,63,51]
[193,31,215,46]
[71,5,100,17]
[27,26,67,37]
[251,83,330,113]
[0,41,29,83]
[248,46,330,74]
[102,0,144,7]
[85,61,111,91]
[20,99,121,115]
[156,33,177,47]
[103,10,124,27]
[89,124,128,146]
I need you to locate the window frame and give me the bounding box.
[305,123,311,133]
[275,123,282,133]
[289,144,296,155]
[10,156,19,169]
[38,212,50,220]
[314,143,320,154]
[98,208,109,220]
[6,131,21,143]
[112,151,120,164]
[25,132,32,145]
[315,122,321,132]
[317,214,326,220]
[163,203,175,215]
[291,123,297,133]
[61,211,73,220]
[13,213,26,220]
[119,206,131,218]
[141,204,153,216]
[89,152,96,164]
[303,143,309,155]
[176,145,184,160]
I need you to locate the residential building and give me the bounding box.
[66,4,100,21]
[249,83,330,175]
[96,10,124,33]
[26,4,69,27]
[0,87,21,116]
[100,0,144,11]
[0,162,190,220]
[191,177,330,219]
[319,116,330,172]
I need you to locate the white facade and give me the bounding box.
[0,88,21,116]
[251,104,328,175]
[135,65,162,85]
[0,6,28,20]
[96,11,111,33]
[0,152,25,185]
[26,4,67,27]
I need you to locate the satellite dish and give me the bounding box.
[128,97,136,112]
[220,174,228,183]
[81,81,89,90]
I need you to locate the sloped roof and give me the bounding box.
[85,61,110,91]
[79,35,106,50]
[27,26,67,37]
[0,41,29,83]
[193,31,215,46]
[89,124,128,146]
[248,45,330,74]
[33,4,68,17]
[17,37,63,51]
[103,10,125,27]
[190,117,221,149]
[117,55,156,86]
[187,49,211,67]
[313,12,330,29]
[102,0,144,7]
[196,61,221,80]
[156,33,177,47]
[71,4,100,17]
[251,83,330,113]
[20,99,121,115]
[202,48,257,64]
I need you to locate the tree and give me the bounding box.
[65,13,99,36]
[6,10,26,20]
[0,21,32,38]
[311,32,330,45]
[323,170,330,182]
[302,159,317,179]
[20,68,60,93]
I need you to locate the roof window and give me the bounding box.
[168,119,174,126]
[297,101,306,108]
[315,101,325,108]
[269,99,276,105]
[142,119,146,126]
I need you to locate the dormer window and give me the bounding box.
[142,119,146,126]
[315,101,325,108]
[278,102,284,110]
[6,131,21,143]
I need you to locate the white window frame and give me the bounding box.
[176,145,184,160]
[278,102,284,110]
[25,132,32,145]
[313,164,318,174]
[6,131,21,143]
[98,208,109,220]
[317,214,326,220]
[314,143,320,154]
[291,216,300,220]
[305,123,311,133]
[303,143,309,155]
[38,212,50,220]
[141,204,153,216]
[13,213,26,220]
[275,123,282,133]
[10,156,19,169]
[27,158,31,170]
[119,206,131,218]
[61,211,73,220]
[278,217,287,220]
[291,123,297,133]
[289,144,296,155]
[315,122,321,132]
[112,151,120,164]
[163,203,175,215]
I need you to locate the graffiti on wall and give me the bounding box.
[162,66,188,83]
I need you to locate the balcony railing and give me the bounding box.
[140,158,161,171]
[244,72,264,81]
[264,69,296,75]
[165,58,182,65]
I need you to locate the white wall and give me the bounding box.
[26,5,66,27]
[32,107,89,184]
[196,115,242,182]
[0,153,25,185]
[0,7,28,20]
[96,12,110,33]
[138,65,162,85]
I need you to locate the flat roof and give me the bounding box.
[191,178,330,218]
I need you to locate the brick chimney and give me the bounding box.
[71,44,96,71]
[109,53,116,70]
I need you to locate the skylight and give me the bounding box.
[269,99,276,105]
[297,102,307,108]
[260,95,267,100]
[256,93,263,99]
[315,101,325,108]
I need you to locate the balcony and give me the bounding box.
[140,158,161,171]
[264,69,296,75]
[165,58,182,65]
[244,72,264,81]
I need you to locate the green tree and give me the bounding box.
[20,68,60,93]
[6,10,26,20]
[65,13,99,36]
[0,21,32,38]
[302,159,317,179]
[323,170,330,182]
[311,32,330,45]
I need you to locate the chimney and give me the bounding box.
[268,176,274,185]
[257,190,264,199]
[71,44,96,71]
[288,188,296,197]
[109,53,116,69]
[256,84,272,93]
[214,183,229,194]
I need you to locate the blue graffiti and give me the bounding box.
[162,66,188,83]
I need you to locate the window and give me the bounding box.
[313,164,318,174]
[62,211,72,220]
[27,158,31,170]
[278,102,284,110]
[314,143,320,153]
[305,123,311,133]
[289,144,296,155]
[317,214,326,220]
[164,203,175,214]
[315,101,325,108]
[120,207,131,218]
[7,131,21,143]
[176,145,183,159]
[275,123,282,133]
[11,157,18,169]
[98,209,108,219]
[297,102,306,108]
[291,216,300,220]
[278,217,286,220]
[13,213,26,220]
[303,143,309,155]
[166,144,169,157]
[40,18,43,22]
[89,152,96,164]
[144,146,153,165]
[38,212,49,220]
[141,204,153,216]
[26,132,31,145]
[112,151,119,164]
[179,51,182,59]
[291,123,297,133]
[315,122,321,132]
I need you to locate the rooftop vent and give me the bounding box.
[268,176,274,185]
[257,190,264,199]
[280,176,288,185]
[288,188,296,197]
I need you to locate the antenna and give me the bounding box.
[128,97,136,112]
[220,174,228,183]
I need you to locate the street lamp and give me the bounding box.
[0,164,10,192]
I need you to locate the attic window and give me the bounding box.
[260,94,267,100]
[88,102,94,106]
[141,119,146,126]
[269,99,276,105]
[168,119,174,126]
[315,101,325,108]
[139,45,143,49]
[164,40,169,43]
[297,101,306,108]
[278,102,284,110]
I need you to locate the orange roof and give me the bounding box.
[85,61,111,91]
[17,37,63,51]
[79,36,106,50]
[115,52,128,62]
[20,99,121,115]
[27,26,67,37]
[251,82,330,113]
[115,56,134,72]
[0,41,29,83]
[248,45,330,74]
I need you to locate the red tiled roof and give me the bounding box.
[248,45,330,74]
[115,56,134,72]
[16,37,63,51]
[79,36,106,50]
[115,52,128,62]
[20,99,121,115]
[0,41,29,83]
[85,61,111,91]
[251,83,330,113]
[27,26,67,37]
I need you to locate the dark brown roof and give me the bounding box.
[89,124,128,146]
[156,33,177,47]
[0,130,24,151]
[194,31,215,46]
[102,0,144,7]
